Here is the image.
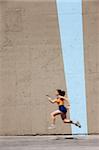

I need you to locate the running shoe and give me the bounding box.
[75,121,81,128]
[48,124,56,129]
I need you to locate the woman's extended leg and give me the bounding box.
[61,113,81,128]
[48,110,61,129]
[64,119,81,128]
[51,110,61,125]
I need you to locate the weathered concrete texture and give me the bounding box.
[0,0,71,135]
[83,0,99,134]
[0,135,99,150]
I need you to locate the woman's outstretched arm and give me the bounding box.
[46,95,56,104]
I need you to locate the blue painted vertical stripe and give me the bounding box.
[56,0,88,134]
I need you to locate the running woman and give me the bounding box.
[46,89,81,129]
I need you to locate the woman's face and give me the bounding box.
[55,90,59,96]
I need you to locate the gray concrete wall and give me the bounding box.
[0,0,71,135]
[83,0,99,134]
